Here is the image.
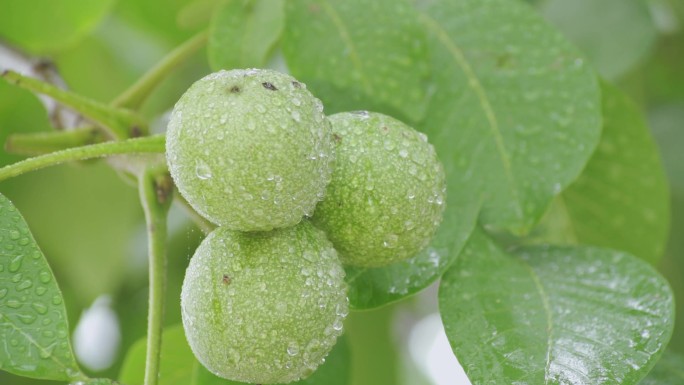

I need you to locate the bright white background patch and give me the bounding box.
[73,295,121,371]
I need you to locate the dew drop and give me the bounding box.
[333,318,344,331]
[39,270,52,284]
[302,251,317,263]
[195,161,212,180]
[8,254,24,273]
[17,280,32,291]
[9,230,20,240]
[287,343,300,356]
[51,295,63,305]
[382,234,399,248]
[32,302,48,315]
[6,299,21,308]
[17,313,36,324]
[399,149,409,158]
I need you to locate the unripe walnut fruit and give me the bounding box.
[166,69,334,231]
[312,111,446,267]
[181,221,349,384]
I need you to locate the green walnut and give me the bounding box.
[166,69,334,231]
[312,111,446,267]
[181,221,349,384]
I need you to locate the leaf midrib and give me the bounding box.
[319,0,373,95]
[1,311,76,378]
[418,11,523,221]
[519,259,554,385]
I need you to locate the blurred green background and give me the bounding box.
[0,0,682,384]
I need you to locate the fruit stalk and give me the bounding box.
[0,135,166,183]
[139,167,173,385]
[1,70,146,139]
[5,127,105,156]
[111,30,209,109]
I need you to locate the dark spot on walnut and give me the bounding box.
[130,126,142,138]
[381,126,389,133]
[291,81,302,89]
[222,274,232,285]
[333,133,342,143]
[262,82,278,91]
[230,85,241,93]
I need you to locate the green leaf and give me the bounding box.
[75,379,121,385]
[0,0,114,54]
[417,0,602,235]
[282,0,431,123]
[119,324,350,385]
[119,325,196,385]
[208,0,285,71]
[0,193,85,381]
[439,229,675,385]
[346,191,480,310]
[639,350,684,385]
[541,0,658,80]
[530,82,670,264]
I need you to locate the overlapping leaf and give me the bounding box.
[440,229,674,384]
[346,192,480,310]
[0,193,84,381]
[639,350,684,385]
[541,0,658,80]
[0,0,114,54]
[530,82,670,264]
[417,0,602,235]
[209,0,285,71]
[282,0,431,123]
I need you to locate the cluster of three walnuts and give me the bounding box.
[166,69,446,384]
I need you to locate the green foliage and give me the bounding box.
[541,0,658,80]
[417,0,602,235]
[440,228,674,384]
[0,0,114,54]
[0,0,682,384]
[529,82,670,264]
[209,0,285,71]
[0,193,84,381]
[639,350,684,384]
[313,112,445,268]
[282,0,431,123]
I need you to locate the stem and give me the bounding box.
[0,135,166,182]
[138,167,173,385]
[112,30,209,109]
[5,127,105,156]
[1,70,147,139]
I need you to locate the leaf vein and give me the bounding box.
[419,12,522,220]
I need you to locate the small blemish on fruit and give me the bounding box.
[222,274,231,285]
[333,133,342,143]
[262,82,278,91]
[230,85,241,93]
[291,81,302,89]
[130,126,142,137]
